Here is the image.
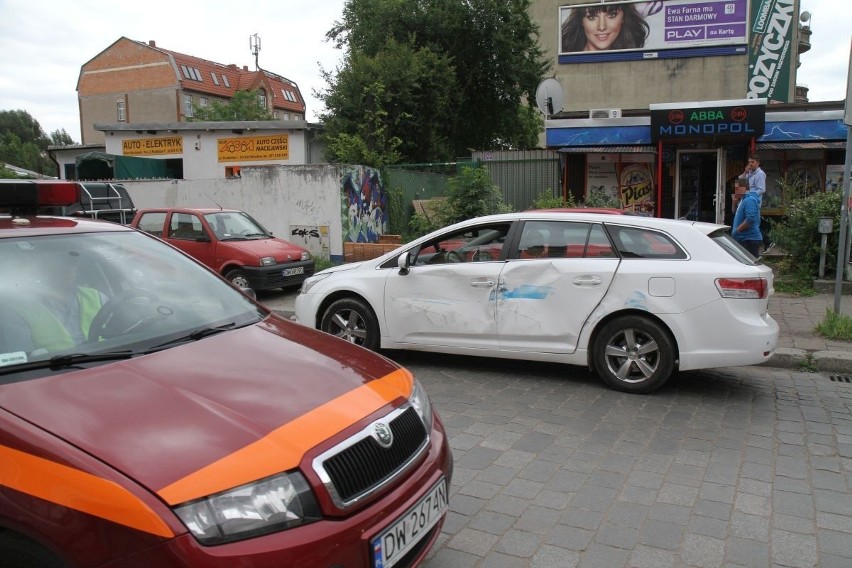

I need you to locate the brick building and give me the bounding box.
[77,37,306,145]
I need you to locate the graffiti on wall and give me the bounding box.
[290,225,329,258]
[342,166,389,243]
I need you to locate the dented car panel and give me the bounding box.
[295,212,778,393]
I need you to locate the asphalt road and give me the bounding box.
[258,289,852,567]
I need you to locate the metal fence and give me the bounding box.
[383,150,561,233]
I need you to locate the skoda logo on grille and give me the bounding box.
[374,422,393,448]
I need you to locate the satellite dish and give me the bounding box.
[535,78,564,118]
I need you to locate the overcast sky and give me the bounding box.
[0,0,848,141]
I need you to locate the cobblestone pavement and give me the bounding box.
[259,288,852,566]
[381,353,852,568]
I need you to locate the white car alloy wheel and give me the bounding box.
[320,298,380,351]
[593,315,676,394]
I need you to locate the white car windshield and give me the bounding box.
[0,231,264,371]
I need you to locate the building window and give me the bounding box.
[117,101,126,122]
[211,72,220,86]
[273,111,279,119]
[222,75,230,88]
[200,97,209,108]
[258,89,267,109]
[184,94,193,118]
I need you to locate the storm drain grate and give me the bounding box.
[829,375,852,383]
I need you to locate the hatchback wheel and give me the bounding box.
[225,269,250,289]
[320,298,379,351]
[592,315,675,394]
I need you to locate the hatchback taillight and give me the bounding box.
[715,278,768,299]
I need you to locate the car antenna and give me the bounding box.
[205,194,223,211]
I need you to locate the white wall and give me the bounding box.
[123,164,350,260]
[103,128,310,180]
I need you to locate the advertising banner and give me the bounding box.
[122,136,183,156]
[586,154,656,213]
[618,162,656,213]
[559,0,748,62]
[217,134,289,163]
[746,0,796,102]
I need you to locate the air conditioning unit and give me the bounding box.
[589,108,623,119]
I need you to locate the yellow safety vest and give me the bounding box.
[11,287,104,352]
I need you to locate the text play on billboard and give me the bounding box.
[559,0,748,62]
[650,102,766,142]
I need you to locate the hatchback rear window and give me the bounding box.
[710,229,761,265]
[605,225,687,259]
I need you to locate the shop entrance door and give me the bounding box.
[675,149,723,223]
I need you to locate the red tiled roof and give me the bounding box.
[136,40,305,114]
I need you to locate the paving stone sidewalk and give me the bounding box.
[767,292,852,374]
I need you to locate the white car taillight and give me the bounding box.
[715,278,768,299]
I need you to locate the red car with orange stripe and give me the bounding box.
[0,185,452,568]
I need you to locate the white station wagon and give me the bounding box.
[295,212,778,393]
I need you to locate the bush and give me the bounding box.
[385,186,407,236]
[408,165,511,237]
[582,188,621,208]
[530,189,576,209]
[770,190,842,279]
[445,165,512,225]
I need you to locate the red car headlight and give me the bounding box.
[174,470,321,545]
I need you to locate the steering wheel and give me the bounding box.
[446,250,464,263]
[86,288,162,341]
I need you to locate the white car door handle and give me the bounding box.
[573,275,602,286]
[470,279,496,287]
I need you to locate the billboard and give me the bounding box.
[122,136,183,156]
[217,134,289,163]
[559,0,748,63]
[746,0,796,103]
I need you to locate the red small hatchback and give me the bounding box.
[132,207,314,291]
[0,187,451,568]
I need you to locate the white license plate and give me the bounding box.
[282,266,304,277]
[371,478,448,568]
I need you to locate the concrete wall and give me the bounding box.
[122,164,389,262]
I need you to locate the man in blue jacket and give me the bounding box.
[731,186,762,258]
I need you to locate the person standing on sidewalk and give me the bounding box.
[740,154,766,204]
[731,186,763,258]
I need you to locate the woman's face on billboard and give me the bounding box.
[582,7,624,51]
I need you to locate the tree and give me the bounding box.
[191,90,275,122]
[0,110,71,177]
[320,0,549,166]
[0,110,48,149]
[49,129,76,147]
[320,39,457,165]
